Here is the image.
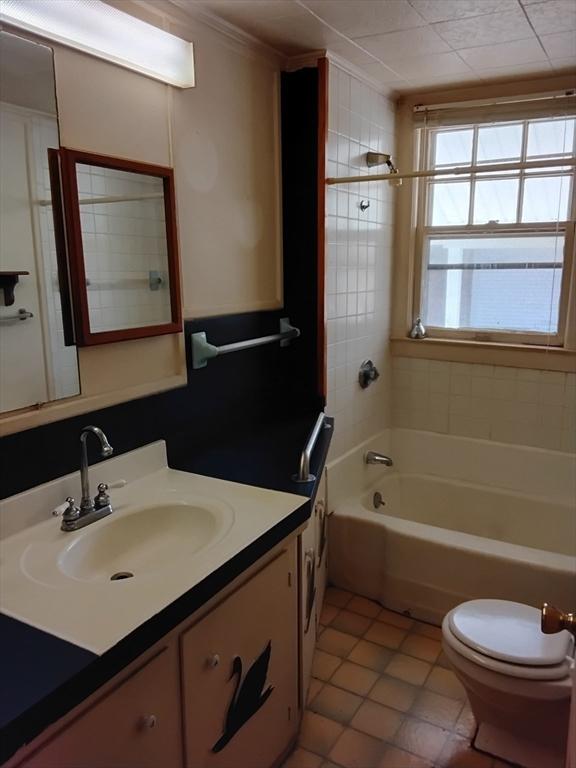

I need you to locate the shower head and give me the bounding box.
[366,151,392,168]
[365,151,400,180]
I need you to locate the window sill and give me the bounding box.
[390,337,576,373]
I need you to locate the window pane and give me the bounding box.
[429,182,470,225]
[473,178,519,224]
[522,176,571,222]
[527,118,575,157]
[422,236,564,333]
[477,123,522,163]
[433,129,473,166]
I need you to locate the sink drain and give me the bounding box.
[110,571,134,581]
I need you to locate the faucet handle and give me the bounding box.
[62,497,80,522]
[94,483,110,510]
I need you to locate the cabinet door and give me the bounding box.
[315,471,328,622]
[301,520,317,704]
[181,548,297,768]
[19,647,182,768]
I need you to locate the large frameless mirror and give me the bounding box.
[0,31,80,413]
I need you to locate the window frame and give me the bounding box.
[412,116,576,347]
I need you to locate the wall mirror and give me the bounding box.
[55,149,182,345]
[0,31,80,414]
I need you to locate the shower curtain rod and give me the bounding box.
[326,156,576,185]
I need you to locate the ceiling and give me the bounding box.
[174,0,576,94]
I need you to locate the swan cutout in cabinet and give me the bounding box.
[212,641,274,752]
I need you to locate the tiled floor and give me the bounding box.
[284,588,513,768]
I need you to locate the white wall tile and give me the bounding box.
[325,65,396,460]
[391,357,575,453]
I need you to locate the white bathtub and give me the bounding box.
[327,429,576,625]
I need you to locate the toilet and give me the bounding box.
[442,599,574,768]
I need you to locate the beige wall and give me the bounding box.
[0,1,282,435]
[170,16,282,317]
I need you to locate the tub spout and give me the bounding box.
[365,451,393,467]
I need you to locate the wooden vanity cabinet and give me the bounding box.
[301,471,327,701]
[11,539,300,768]
[19,646,182,768]
[181,547,298,768]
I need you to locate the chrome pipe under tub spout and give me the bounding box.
[293,412,331,483]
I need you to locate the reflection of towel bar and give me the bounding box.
[192,317,300,369]
[37,193,163,206]
[0,308,34,323]
[85,272,163,290]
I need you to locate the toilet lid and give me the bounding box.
[449,599,573,666]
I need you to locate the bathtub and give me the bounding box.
[327,429,576,625]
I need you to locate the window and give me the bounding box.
[414,115,575,345]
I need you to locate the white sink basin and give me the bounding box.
[0,444,308,654]
[58,503,222,582]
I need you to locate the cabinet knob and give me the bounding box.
[139,714,157,730]
[207,653,220,668]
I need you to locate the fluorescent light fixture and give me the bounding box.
[0,0,195,88]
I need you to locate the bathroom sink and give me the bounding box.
[57,503,222,582]
[0,448,308,653]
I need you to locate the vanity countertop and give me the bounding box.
[0,413,332,765]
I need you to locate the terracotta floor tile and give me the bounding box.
[325,587,353,608]
[368,674,418,713]
[411,621,442,640]
[365,621,407,650]
[299,711,344,756]
[377,608,413,630]
[310,683,363,724]
[436,734,493,767]
[395,717,449,761]
[329,727,385,768]
[318,628,360,658]
[331,661,380,696]
[332,610,373,637]
[321,604,340,625]
[347,596,382,618]
[425,666,467,700]
[348,640,394,674]
[454,703,476,739]
[283,747,324,768]
[350,699,404,741]
[385,653,432,686]
[411,690,463,729]
[304,592,484,768]
[378,745,433,767]
[400,634,441,664]
[312,650,342,681]
[308,678,324,705]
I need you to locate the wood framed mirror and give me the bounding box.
[54,148,182,346]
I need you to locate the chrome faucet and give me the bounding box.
[365,451,394,467]
[60,426,114,532]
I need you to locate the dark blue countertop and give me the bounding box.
[0,414,333,765]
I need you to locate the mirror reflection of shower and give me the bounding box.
[0,31,80,413]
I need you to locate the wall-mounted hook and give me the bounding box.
[359,200,370,212]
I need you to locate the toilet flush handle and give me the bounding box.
[541,602,575,636]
